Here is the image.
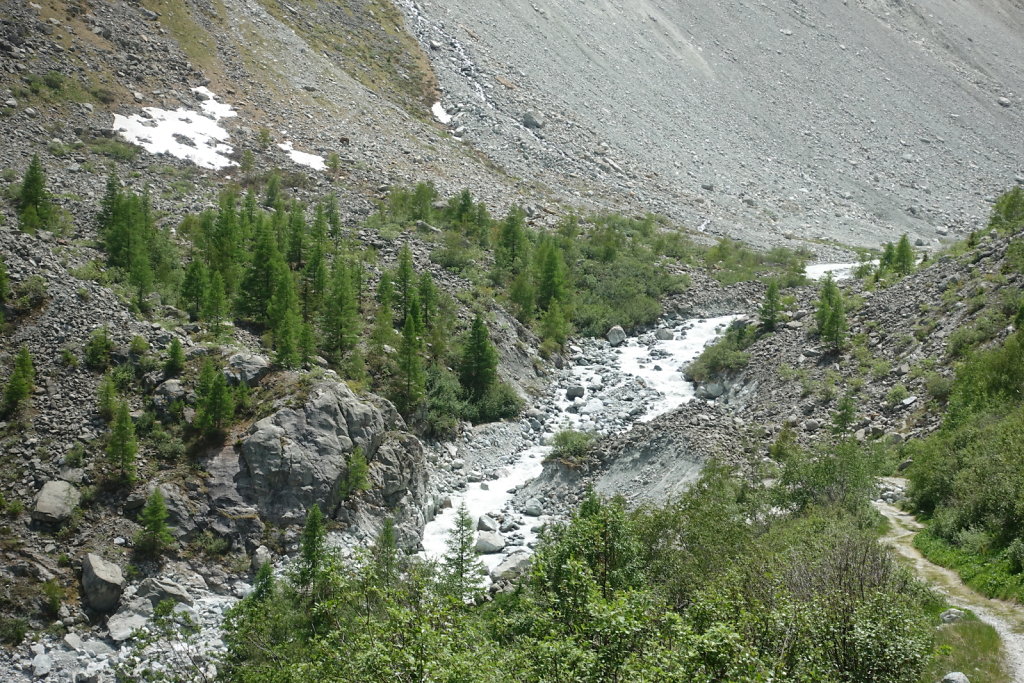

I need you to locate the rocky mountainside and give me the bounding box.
[0,0,1023,680]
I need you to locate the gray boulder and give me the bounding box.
[565,385,586,401]
[251,545,273,572]
[81,554,124,612]
[32,653,53,677]
[137,577,194,607]
[477,514,500,532]
[106,599,151,641]
[224,353,272,387]
[940,674,970,683]
[940,608,965,623]
[33,480,80,524]
[475,531,506,554]
[606,325,627,347]
[522,110,545,129]
[655,328,675,341]
[491,550,532,582]
[524,498,544,516]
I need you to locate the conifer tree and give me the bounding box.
[392,312,425,416]
[194,360,234,437]
[202,271,228,336]
[879,242,896,273]
[418,272,437,333]
[263,172,281,208]
[535,239,567,311]
[96,372,118,422]
[134,489,175,558]
[237,220,281,323]
[107,400,137,483]
[297,504,327,590]
[96,172,122,233]
[370,276,399,355]
[163,338,185,378]
[250,561,275,603]
[287,202,306,268]
[394,244,415,326]
[442,503,485,603]
[815,274,846,350]
[325,193,341,242]
[894,233,915,275]
[540,300,571,350]
[2,345,34,416]
[18,154,50,232]
[495,206,529,279]
[342,446,371,498]
[323,259,359,359]
[760,279,781,331]
[180,260,209,321]
[459,314,498,399]
[509,270,535,322]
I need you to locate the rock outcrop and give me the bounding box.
[237,381,428,546]
[32,481,80,525]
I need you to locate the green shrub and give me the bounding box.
[549,429,596,465]
[686,320,755,383]
[84,326,114,370]
[886,384,910,406]
[0,617,28,645]
[471,381,523,423]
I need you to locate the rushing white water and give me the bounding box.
[805,261,876,281]
[418,313,739,571]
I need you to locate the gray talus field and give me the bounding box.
[409,0,1024,248]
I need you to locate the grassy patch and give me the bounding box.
[919,611,1009,683]
[914,530,1024,603]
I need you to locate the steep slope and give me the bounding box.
[405,0,1024,248]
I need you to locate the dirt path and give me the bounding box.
[874,497,1024,680]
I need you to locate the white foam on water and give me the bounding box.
[805,261,877,281]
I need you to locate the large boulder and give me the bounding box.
[238,381,428,546]
[81,554,124,612]
[223,353,272,387]
[655,328,675,341]
[491,550,532,582]
[606,325,627,347]
[32,480,80,524]
[940,674,970,683]
[475,531,506,554]
[136,577,193,607]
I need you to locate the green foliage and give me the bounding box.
[84,326,114,370]
[442,503,486,603]
[391,311,426,417]
[16,154,52,232]
[424,365,468,439]
[989,186,1024,235]
[815,273,846,350]
[341,446,370,499]
[106,400,137,483]
[686,320,755,383]
[193,360,234,438]
[459,314,498,400]
[0,617,28,645]
[163,338,185,378]
[832,391,857,433]
[2,345,34,416]
[549,429,597,465]
[134,489,175,559]
[759,279,781,331]
[96,372,118,422]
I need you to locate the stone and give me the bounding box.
[32,653,53,677]
[477,514,499,532]
[522,110,545,129]
[606,325,627,347]
[137,577,194,606]
[655,329,674,340]
[81,554,124,612]
[998,97,1011,107]
[474,530,506,554]
[524,498,543,516]
[565,385,585,400]
[804,419,821,432]
[940,674,970,683]
[223,353,272,386]
[251,545,273,572]
[940,608,965,623]
[491,550,532,582]
[107,603,150,641]
[32,480,80,524]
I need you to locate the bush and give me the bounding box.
[549,429,596,465]
[686,320,755,383]
[84,326,114,370]
[471,381,523,423]
[886,383,910,406]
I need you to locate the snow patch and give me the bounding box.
[432,101,453,124]
[277,141,326,171]
[112,89,237,170]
